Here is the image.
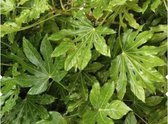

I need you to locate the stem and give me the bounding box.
[19,13,60,31]
[99,12,111,25]
[1,63,13,66]
[1,42,11,47]
[56,81,69,91]
[47,80,55,91]
[15,7,30,9]
[1,54,10,58]
[52,0,55,7]
[163,0,168,11]
[134,112,148,124]
[118,24,123,50]
[64,113,79,117]
[60,0,65,10]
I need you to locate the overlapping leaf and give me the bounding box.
[1,0,167,123]
[50,16,115,71]
[82,81,131,124]
[0,77,19,118]
[106,0,142,29]
[0,0,15,15]
[1,0,50,37]
[110,29,166,101]
[10,35,67,95]
[124,112,137,124]
[36,112,67,124]
[2,95,55,124]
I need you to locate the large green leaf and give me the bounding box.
[110,29,166,101]
[12,35,67,95]
[82,81,131,124]
[2,95,51,124]
[50,16,115,71]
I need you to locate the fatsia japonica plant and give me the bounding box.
[0,0,167,124]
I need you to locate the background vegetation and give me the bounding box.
[0,0,167,124]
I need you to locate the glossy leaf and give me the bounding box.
[124,11,139,29]
[2,95,49,124]
[51,41,74,57]
[110,30,166,101]
[50,17,115,70]
[36,112,67,124]
[1,1,167,124]
[82,81,131,123]
[13,36,67,95]
[151,0,161,12]
[0,0,15,15]
[124,112,137,124]
[23,37,43,67]
[145,96,163,106]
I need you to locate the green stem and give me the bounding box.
[118,24,123,51]
[1,63,13,66]
[134,112,148,124]
[56,81,69,91]
[15,7,30,9]
[60,0,65,10]
[99,12,111,25]
[52,0,55,7]
[1,54,10,58]
[1,42,11,47]
[19,13,60,31]
[163,0,168,11]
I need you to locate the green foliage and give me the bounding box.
[36,112,67,124]
[49,16,115,70]
[2,95,54,124]
[10,35,67,95]
[110,29,165,101]
[1,0,167,124]
[82,81,131,124]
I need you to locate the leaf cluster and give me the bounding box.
[1,0,167,124]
